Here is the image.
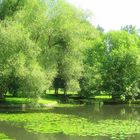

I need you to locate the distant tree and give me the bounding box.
[97,25,104,33]
[121,25,138,35]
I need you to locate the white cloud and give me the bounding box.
[66,0,140,31]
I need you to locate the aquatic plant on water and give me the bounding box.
[0,132,12,140]
[0,113,139,140]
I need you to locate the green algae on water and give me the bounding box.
[0,113,139,140]
[0,132,12,140]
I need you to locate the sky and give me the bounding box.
[66,0,140,31]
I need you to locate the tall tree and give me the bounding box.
[0,22,47,98]
[38,0,98,95]
[80,30,140,100]
[102,31,140,100]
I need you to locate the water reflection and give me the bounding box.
[49,104,140,121]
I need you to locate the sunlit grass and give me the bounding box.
[38,98,57,105]
[4,94,112,106]
[5,97,58,105]
[5,97,29,104]
[95,95,112,99]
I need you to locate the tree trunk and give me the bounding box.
[64,88,67,96]
[112,92,120,101]
[0,93,4,99]
[55,88,58,95]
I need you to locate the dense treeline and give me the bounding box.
[0,0,140,101]
[80,30,140,100]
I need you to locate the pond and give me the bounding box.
[0,104,140,140]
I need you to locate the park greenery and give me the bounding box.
[0,1,140,140]
[0,0,140,103]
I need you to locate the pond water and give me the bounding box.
[0,104,140,140]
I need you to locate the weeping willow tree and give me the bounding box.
[40,0,99,95]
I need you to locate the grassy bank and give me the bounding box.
[1,94,140,107]
[0,95,58,108]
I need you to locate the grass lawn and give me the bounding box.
[5,97,29,104]
[3,93,112,107]
[5,97,58,105]
[94,95,112,99]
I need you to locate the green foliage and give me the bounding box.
[80,31,140,100]
[38,0,97,93]
[102,31,140,99]
[0,22,47,98]
[79,37,104,97]
[0,0,25,20]
[0,0,140,102]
